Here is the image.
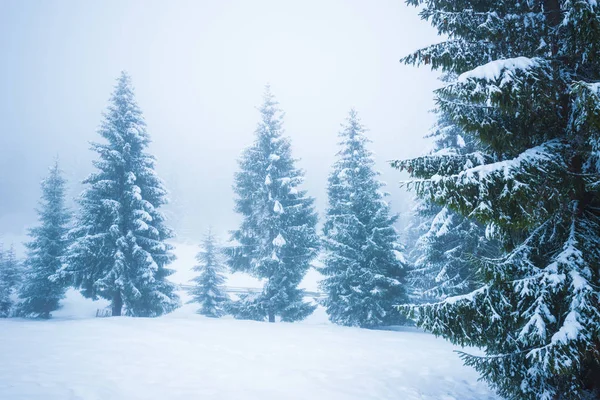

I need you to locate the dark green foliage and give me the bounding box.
[396,1,600,398]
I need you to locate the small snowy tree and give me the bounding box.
[227,86,319,323]
[0,246,11,317]
[321,110,408,328]
[61,72,179,317]
[0,245,22,317]
[187,228,229,318]
[396,2,600,398]
[19,161,71,318]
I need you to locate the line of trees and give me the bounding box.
[0,75,415,328]
[220,89,410,326]
[1,2,596,397]
[1,73,179,318]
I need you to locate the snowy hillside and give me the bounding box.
[0,242,498,399]
[0,318,497,400]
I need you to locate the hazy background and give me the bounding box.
[0,0,440,248]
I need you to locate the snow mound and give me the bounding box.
[51,289,111,319]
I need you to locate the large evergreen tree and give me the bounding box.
[61,72,179,317]
[395,1,600,398]
[321,110,408,328]
[19,160,71,318]
[227,86,319,323]
[188,228,229,318]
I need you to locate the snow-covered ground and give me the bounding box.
[0,242,498,400]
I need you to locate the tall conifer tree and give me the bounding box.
[61,72,179,317]
[396,2,600,398]
[227,86,319,323]
[19,160,71,318]
[321,110,408,328]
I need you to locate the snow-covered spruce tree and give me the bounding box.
[227,86,319,323]
[395,2,600,399]
[188,228,229,318]
[0,245,21,317]
[321,109,408,328]
[61,72,179,317]
[406,108,500,303]
[19,160,71,318]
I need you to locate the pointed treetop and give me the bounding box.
[341,109,368,138]
[337,109,373,160]
[259,84,282,121]
[117,70,132,86]
[109,71,137,105]
[203,226,217,247]
[348,107,358,120]
[50,155,63,174]
[38,158,68,214]
[112,71,136,100]
[263,83,273,98]
[97,71,150,150]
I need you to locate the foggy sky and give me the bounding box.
[0,0,440,245]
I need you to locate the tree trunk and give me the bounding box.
[266,277,275,322]
[112,292,123,316]
[268,308,275,323]
[543,0,561,56]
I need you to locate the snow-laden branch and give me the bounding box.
[405,140,562,186]
[457,57,542,83]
